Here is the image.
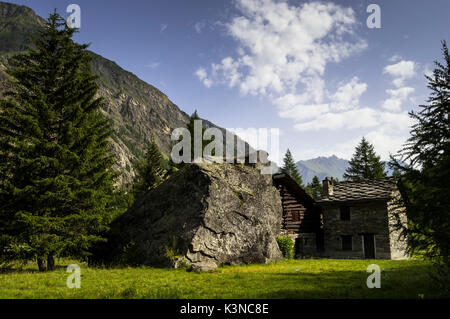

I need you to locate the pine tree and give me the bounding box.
[129,141,166,203]
[390,41,450,286]
[330,176,340,183]
[306,176,323,200]
[343,137,386,181]
[186,110,212,161]
[282,149,303,186]
[0,12,119,270]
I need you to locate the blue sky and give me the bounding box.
[6,0,450,163]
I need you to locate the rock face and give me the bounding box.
[104,163,283,270]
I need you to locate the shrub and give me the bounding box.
[277,236,294,259]
[165,237,181,259]
[120,241,141,266]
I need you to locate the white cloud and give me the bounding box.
[330,77,367,111]
[424,64,433,78]
[146,62,160,69]
[279,103,330,121]
[196,0,416,162]
[364,112,414,159]
[197,0,366,96]
[211,57,242,88]
[365,131,407,160]
[381,59,417,112]
[293,111,414,160]
[194,21,206,34]
[388,55,402,62]
[294,108,379,132]
[383,60,416,87]
[197,0,369,134]
[160,24,168,32]
[378,111,413,130]
[276,76,367,122]
[382,86,415,112]
[195,68,212,88]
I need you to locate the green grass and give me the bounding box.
[0,259,446,299]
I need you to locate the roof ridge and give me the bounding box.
[335,176,397,184]
[318,176,399,203]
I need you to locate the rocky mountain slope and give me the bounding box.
[296,154,397,184]
[296,155,349,184]
[0,2,44,54]
[0,2,246,186]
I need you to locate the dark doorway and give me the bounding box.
[316,231,324,252]
[294,237,303,258]
[363,234,375,259]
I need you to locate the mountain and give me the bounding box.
[0,2,45,54]
[0,1,249,186]
[296,155,349,184]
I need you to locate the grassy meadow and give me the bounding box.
[0,259,446,299]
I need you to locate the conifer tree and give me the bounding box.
[282,149,303,186]
[330,176,340,183]
[0,13,118,270]
[390,41,450,287]
[306,176,324,200]
[343,137,386,181]
[186,110,212,161]
[129,141,166,202]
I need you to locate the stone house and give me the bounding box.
[316,177,408,260]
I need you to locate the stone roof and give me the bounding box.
[317,177,398,204]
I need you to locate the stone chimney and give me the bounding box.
[323,177,333,196]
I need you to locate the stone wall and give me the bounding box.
[279,232,318,258]
[387,191,409,259]
[321,201,392,259]
[295,233,317,257]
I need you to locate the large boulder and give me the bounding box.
[104,162,283,270]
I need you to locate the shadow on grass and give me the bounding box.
[0,264,70,274]
[0,267,41,274]
[254,264,444,299]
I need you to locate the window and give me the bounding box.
[290,211,300,221]
[340,206,350,220]
[342,235,353,251]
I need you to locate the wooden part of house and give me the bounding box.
[273,173,321,233]
[272,173,324,256]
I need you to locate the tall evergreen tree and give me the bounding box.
[330,176,340,183]
[282,149,303,186]
[186,110,212,161]
[306,175,323,200]
[390,41,450,287]
[0,13,118,270]
[343,137,386,181]
[129,141,166,203]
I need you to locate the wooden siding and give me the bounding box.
[278,184,321,234]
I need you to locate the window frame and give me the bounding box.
[290,210,301,222]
